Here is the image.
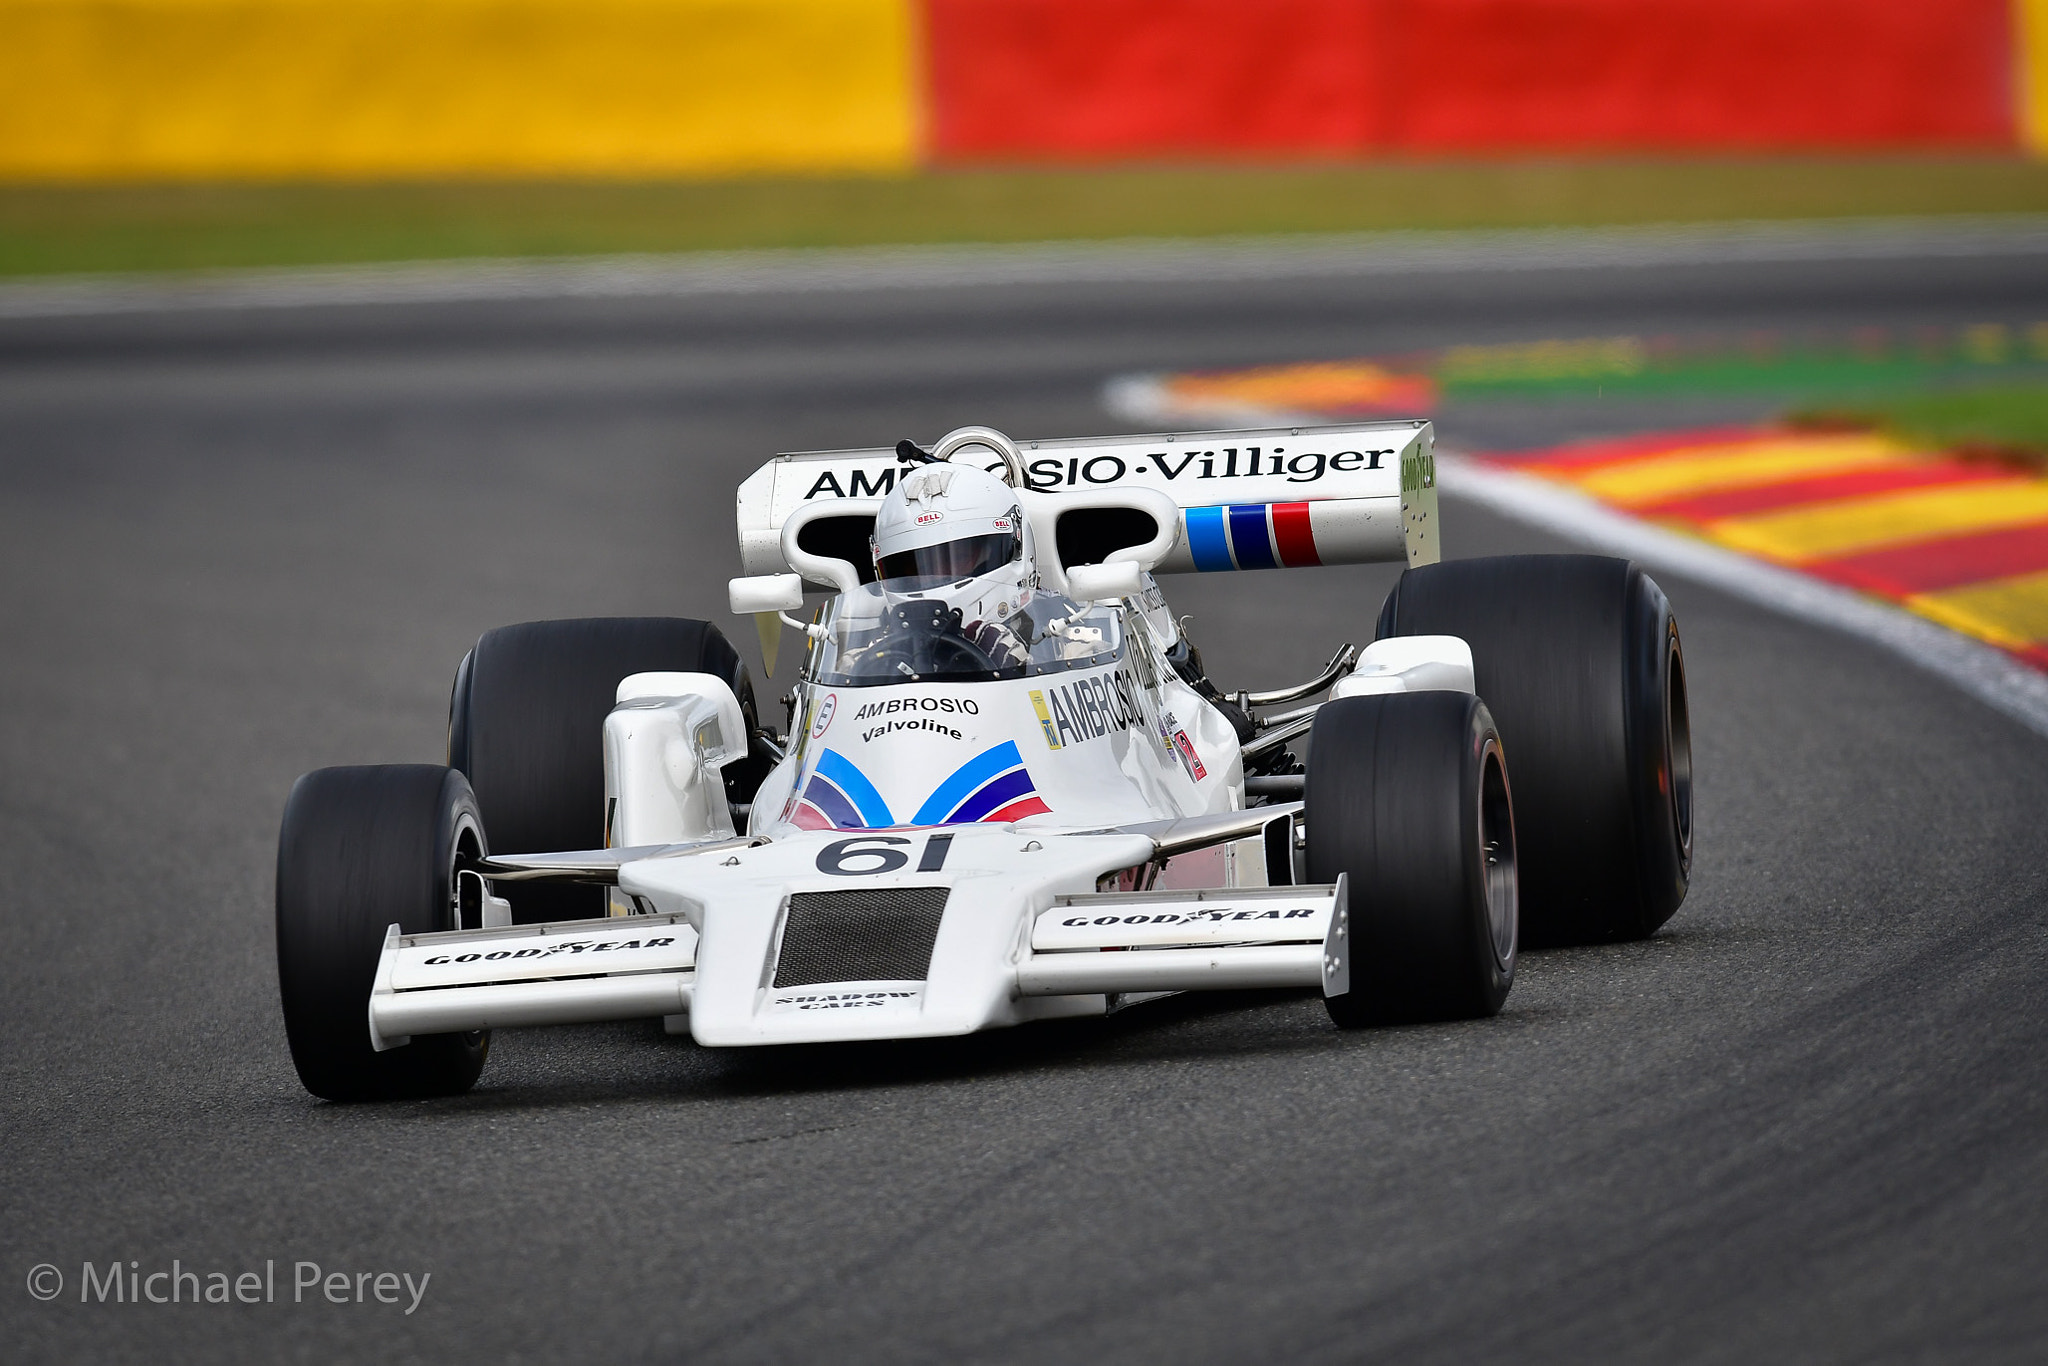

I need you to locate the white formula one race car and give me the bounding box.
[276,423,1694,1100]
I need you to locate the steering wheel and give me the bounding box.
[864,631,1002,678]
[862,602,1003,678]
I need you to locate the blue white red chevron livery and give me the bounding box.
[790,741,1052,830]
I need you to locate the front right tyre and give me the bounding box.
[276,764,489,1101]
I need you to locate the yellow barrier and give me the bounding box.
[0,0,919,178]
[2020,0,2048,155]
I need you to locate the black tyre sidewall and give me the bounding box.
[447,645,476,777]
[276,765,489,1101]
[1307,692,1516,1025]
[1624,573,1693,936]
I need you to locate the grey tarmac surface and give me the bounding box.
[3,241,2047,1365]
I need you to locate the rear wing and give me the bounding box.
[735,422,1439,584]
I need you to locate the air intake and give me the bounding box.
[772,887,950,988]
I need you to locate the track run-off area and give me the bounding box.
[3,224,2046,1364]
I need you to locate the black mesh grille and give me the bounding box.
[772,888,950,988]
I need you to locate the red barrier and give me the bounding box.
[925,0,2016,158]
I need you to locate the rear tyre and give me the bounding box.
[1376,554,1692,946]
[276,764,489,1101]
[1306,692,1518,1026]
[448,617,765,922]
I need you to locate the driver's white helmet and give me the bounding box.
[871,459,1035,586]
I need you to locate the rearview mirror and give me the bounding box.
[1066,561,1144,603]
[728,573,804,615]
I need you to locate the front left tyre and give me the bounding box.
[1305,691,1518,1026]
[276,764,490,1101]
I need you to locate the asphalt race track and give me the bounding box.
[4,237,2047,1364]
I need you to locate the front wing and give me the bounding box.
[367,877,1349,1049]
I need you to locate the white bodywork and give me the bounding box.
[1334,636,1476,699]
[368,423,1469,1050]
[604,672,749,846]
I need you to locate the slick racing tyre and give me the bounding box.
[1375,554,1692,945]
[276,765,490,1101]
[1306,692,1518,1026]
[448,617,765,923]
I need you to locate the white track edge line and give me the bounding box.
[6,215,2048,319]
[1437,454,2048,741]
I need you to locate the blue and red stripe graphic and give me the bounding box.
[911,739,1051,824]
[790,740,1051,830]
[1183,502,1323,571]
[791,747,895,830]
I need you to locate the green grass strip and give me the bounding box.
[5,157,2048,277]
[1794,384,2048,467]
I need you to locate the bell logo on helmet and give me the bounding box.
[915,511,945,526]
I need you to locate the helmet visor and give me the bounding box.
[877,530,1020,585]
